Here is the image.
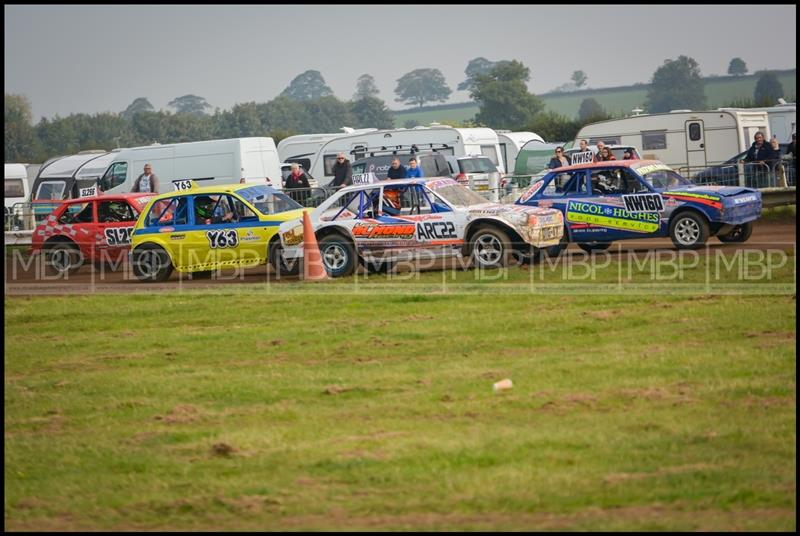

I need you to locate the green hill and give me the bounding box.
[393,70,796,127]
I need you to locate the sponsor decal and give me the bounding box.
[570,151,594,164]
[662,191,722,209]
[519,180,544,203]
[283,226,304,246]
[622,193,664,213]
[170,233,186,241]
[352,223,415,239]
[241,229,260,242]
[79,185,97,197]
[733,194,758,205]
[158,226,175,233]
[566,200,660,233]
[416,221,457,240]
[104,227,132,246]
[206,229,239,249]
[635,163,672,175]
[173,180,193,191]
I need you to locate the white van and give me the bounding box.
[718,102,795,143]
[305,125,506,186]
[574,109,771,170]
[496,131,545,175]
[98,137,282,194]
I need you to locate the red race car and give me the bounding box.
[31,193,156,276]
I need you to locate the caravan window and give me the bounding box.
[688,123,702,141]
[35,181,66,201]
[480,145,499,166]
[100,162,128,191]
[5,179,25,198]
[323,155,339,176]
[642,131,667,150]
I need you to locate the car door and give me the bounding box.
[408,184,461,259]
[96,199,139,267]
[586,167,662,241]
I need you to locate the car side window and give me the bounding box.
[231,195,258,221]
[542,171,587,197]
[100,162,128,191]
[58,202,93,224]
[98,201,137,223]
[145,197,188,227]
[590,170,621,195]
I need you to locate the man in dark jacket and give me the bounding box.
[330,153,352,189]
[742,131,776,164]
[387,158,407,179]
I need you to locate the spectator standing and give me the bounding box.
[593,141,607,162]
[405,157,423,178]
[770,136,787,188]
[284,163,311,205]
[548,147,571,169]
[622,149,634,160]
[601,147,616,161]
[132,163,159,193]
[786,132,796,183]
[741,131,775,164]
[387,158,407,179]
[330,153,353,189]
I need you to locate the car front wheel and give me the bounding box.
[269,239,300,277]
[318,234,356,277]
[470,226,512,269]
[669,212,709,250]
[131,244,174,282]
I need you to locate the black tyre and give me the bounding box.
[669,212,709,250]
[717,222,753,243]
[577,242,612,253]
[318,234,356,277]
[544,224,570,258]
[469,226,512,269]
[44,241,84,276]
[269,238,300,277]
[131,244,174,282]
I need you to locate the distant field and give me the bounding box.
[393,71,797,127]
[4,253,796,530]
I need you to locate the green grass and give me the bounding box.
[4,256,796,530]
[393,70,797,126]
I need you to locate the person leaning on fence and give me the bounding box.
[284,163,311,205]
[787,132,796,179]
[132,163,159,193]
[770,136,788,188]
[548,147,570,169]
[330,153,353,189]
[387,158,407,180]
[405,157,423,178]
[593,141,607,162]
[740,131,777,186]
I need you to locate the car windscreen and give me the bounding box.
[236,185,302,215]
[430,184,488,207]
[458,158,497,174]
[641,169,693,190]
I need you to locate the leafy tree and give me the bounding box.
[526,111,581,143]
[403,119,420,129]
[122,97,155,119]
[753,71,784,106]
[577,98,607,122]
[727,57,748,76]
[258,96,311,135]
[458,57,507,92]
[5,93,39,161]
[394,68,452,108]
[645,55,706,113]
[303,96,355,133]
[571,70,588,89]
[354,74,380,100]
[349,96,395,129]
[470,60,544,130]
[281,70,334,101]
[167,94,212,116]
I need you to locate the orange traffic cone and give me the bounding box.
[302,211,328,281]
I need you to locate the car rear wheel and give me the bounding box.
[470,226,512,269]
[669,212,709,250]
[45,241,84,276]
[318,234,356,277]
[131,244,174,282]
[717,222,753,243]
[269,239,300,277]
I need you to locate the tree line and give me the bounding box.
[5,57,789,163]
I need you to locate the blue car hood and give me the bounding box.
[661,185,757,198]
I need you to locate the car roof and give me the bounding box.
[338,177,450,192]
[63,192,156,203]
[547,159,666,173]
[148,183,280,200]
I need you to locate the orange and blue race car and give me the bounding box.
[30,193,156,276]
[515,160,762,252]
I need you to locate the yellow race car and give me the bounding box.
[130,182,307,282]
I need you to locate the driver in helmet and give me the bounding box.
[382,186,402,216]
[194,195,233,224]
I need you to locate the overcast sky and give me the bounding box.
[4,4,797,121]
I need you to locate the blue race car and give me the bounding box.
[515,160,762,251]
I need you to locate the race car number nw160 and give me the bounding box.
[206,229,239,248]
[104,227,133,246]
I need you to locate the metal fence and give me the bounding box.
[678,160,796,189]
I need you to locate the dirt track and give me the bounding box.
[4,222,796,295]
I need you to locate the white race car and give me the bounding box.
[277,177,564,277]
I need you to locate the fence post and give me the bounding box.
[737,161,746,187]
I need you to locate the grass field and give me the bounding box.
[4,254,796,530]
[393,71,797,126]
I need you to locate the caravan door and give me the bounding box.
[685,120,707,170]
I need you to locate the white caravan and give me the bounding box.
[98,137,282,194]
[306,125,506,186]
[5,164,30,214]
[718,102,795,143]
[574,109,771,170]
[495,131,545,175]
[277,128,378,170]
